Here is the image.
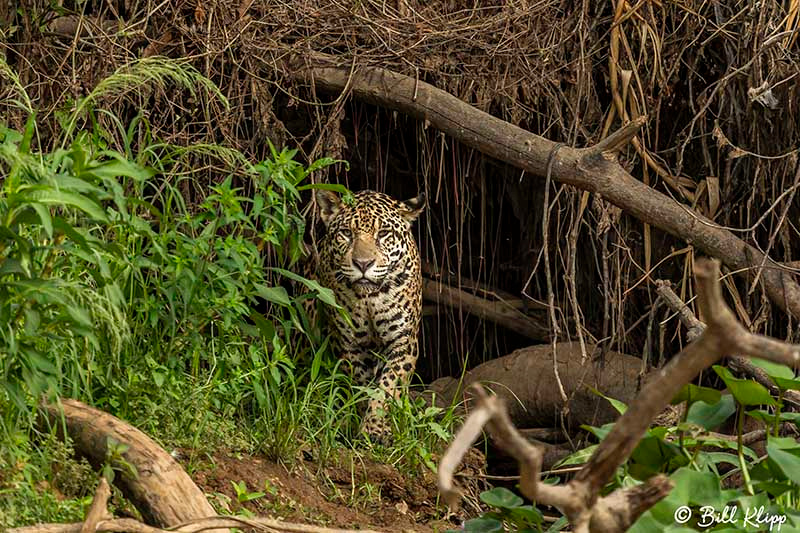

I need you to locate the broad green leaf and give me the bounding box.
[26,189,108,222]
[554,444,597,468]
[670,467,723,508]
[686,394,736,430]
[772,376,800,391]
[672,383,722,406]
[588,386,628,414]
[463,517,503,533]
[480,487,524,509]
[255,285,292,307]
[508,505,543,526]
[713,366,776,406]
[766,437,800,485]
[749,358,795,380]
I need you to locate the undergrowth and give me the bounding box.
[0,57,456,528]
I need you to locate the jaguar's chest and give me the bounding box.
[339,284,413,337]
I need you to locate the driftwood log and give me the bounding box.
[40,399,226,533]
[424,342,644,430]
[288,52,800,319]
[438,259,800,533]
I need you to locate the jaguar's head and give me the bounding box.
[317,189,425,295]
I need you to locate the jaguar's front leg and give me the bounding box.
[361,335,419,444]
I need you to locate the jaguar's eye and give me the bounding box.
[339,228,352,240]
[377,229,391,240]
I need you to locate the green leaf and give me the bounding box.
[686,394,736,430]
[772,376,800,391]
[554,444,597,468]
[669,467,723,508]
[672,383,722,406]
[26,189,109,222]
[255,285,292,307]
[463,517,504,533]
[480,487,524,509]
[713,366,776,406]
[749,358,795,380]
[588,386,628,414]
[270,267,341,308]
[31,202,53,238]
[508,505,543,526]
[19,113,36,154]
[766,437,800,485]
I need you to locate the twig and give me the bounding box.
[541,143,569,406]
[583,116,648,160]
[80,478,111,533]
[655,280,704,341]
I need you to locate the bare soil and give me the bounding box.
[189,451,481,532]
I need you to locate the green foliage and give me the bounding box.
[1,56,457,527]
[453,487,543,533]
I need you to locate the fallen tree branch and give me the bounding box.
[9,516,384,533]
[422,278,549,340]
[438,259,800,533]
[40,399,226,533]
[288,53,800,318]
[80,478,111,533]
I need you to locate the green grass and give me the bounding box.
[0,56,458,528]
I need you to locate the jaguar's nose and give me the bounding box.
[353,258,375,273]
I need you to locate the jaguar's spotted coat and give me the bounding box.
[316,189,425,442]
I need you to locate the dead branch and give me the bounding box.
[40,399,226,533]
[438,259,800,533]
[19,404,387,533]
[9,517,384,533]
[288,53,800,319]
[655,280,705,342]
[422,278,549,340]
[584,116,648,159]
[80,478,111,533]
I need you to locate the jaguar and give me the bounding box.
[315,189,425,443]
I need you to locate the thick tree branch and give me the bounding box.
[40,399,226,533]
[422,278,549,340]
[287,53,800,318]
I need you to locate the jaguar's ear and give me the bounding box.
[399,192,426,223]
[316,189,342,226]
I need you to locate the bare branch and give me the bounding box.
[655,280,704,341]
[9,517,385,533]
[80,478,111,533]
[422,279,549,340]
[584,116,648,160]
[657,279,800,406]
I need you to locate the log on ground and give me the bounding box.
[41,399,227,533]
[425,342,646,430]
